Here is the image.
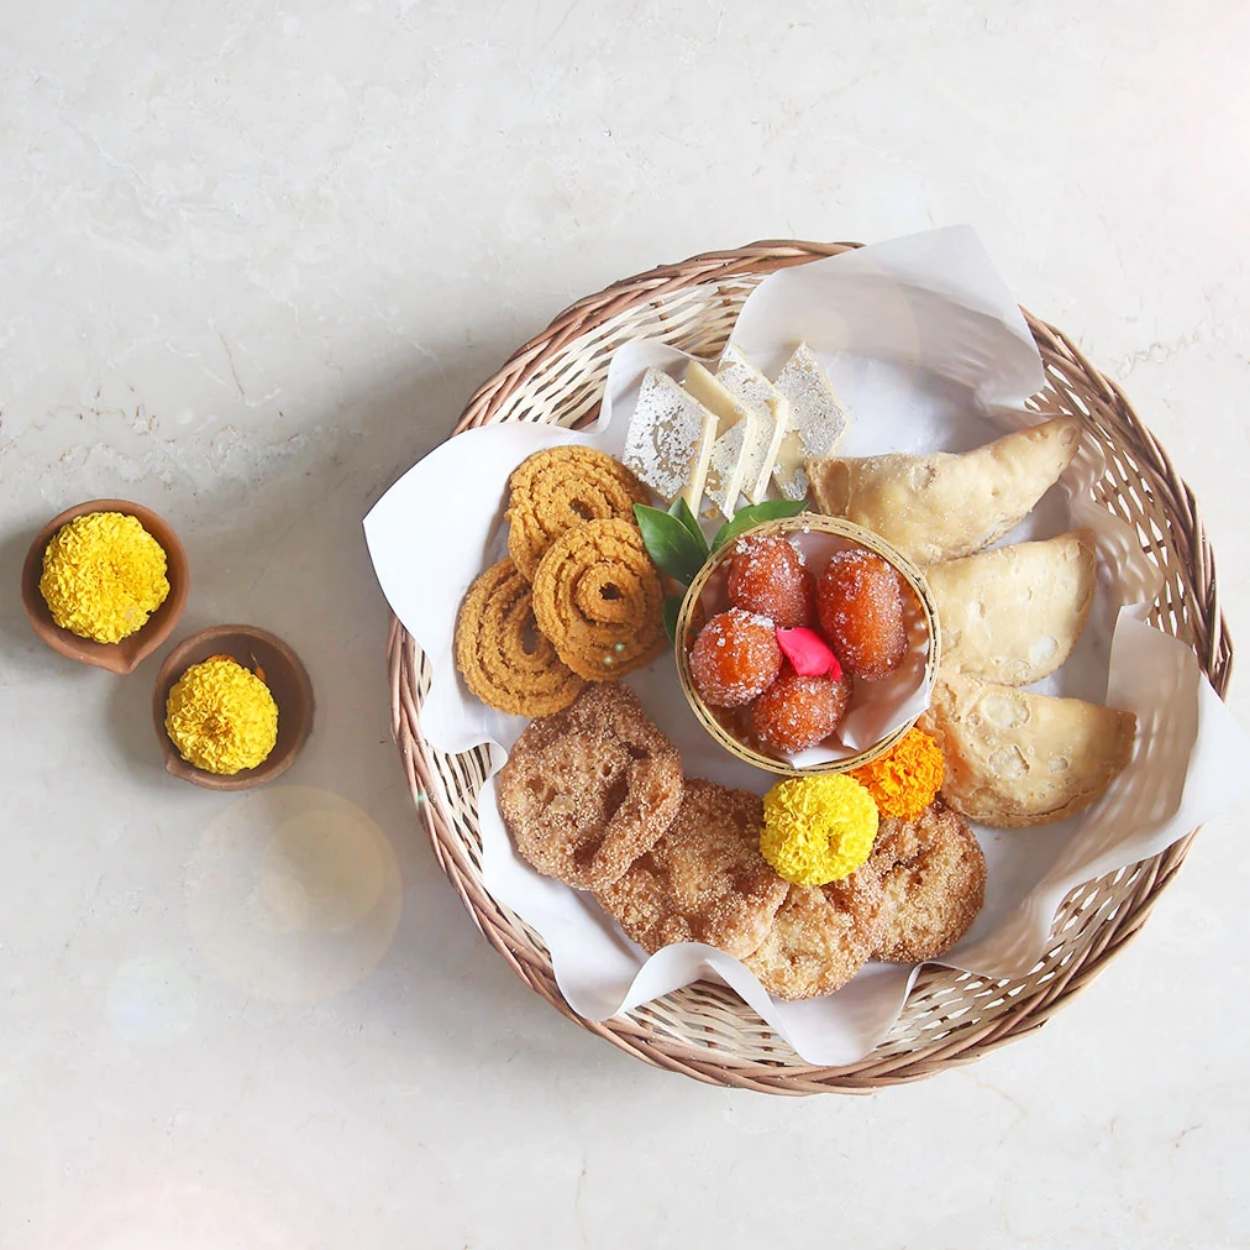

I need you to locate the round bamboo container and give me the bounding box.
[674,515,940,776]
[386,239,1234,1094]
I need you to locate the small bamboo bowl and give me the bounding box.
[674,514,940,776]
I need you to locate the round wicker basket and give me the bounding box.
[674,514,940,777]
[386,239,1233,1094]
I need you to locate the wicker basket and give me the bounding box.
[674,514,940,776]
[386,240,1233,1094]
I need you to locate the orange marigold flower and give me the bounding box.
[849,727,945,820]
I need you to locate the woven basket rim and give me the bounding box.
[387,238,1234,1094]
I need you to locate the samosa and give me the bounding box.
[927,531,1097,685]
[806,416,1082,566]
[920,671,1135,828]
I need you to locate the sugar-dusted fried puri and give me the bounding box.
[496,683,683,891]
[454,558,584,716]
[595,780,788,959]
[531,517,667,681]
[743,868,887,1000]
[506,446,652,581]
[869,802,986,963]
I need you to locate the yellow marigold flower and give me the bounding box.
[39,511,169,643]
[760,774,879,886]
[165,656,278,775]
[849,727,945,821]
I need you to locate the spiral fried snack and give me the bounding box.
[506,446,652,581]
[531,518,666,681]
[454,559,585,716]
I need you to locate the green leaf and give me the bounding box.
[633,503,707,585]
[662,592,685,644]
[711,498,808,551]
[666,496,708,557]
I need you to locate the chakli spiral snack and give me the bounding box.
[531,517,666,681]
[506,446,652,581]
[454,559,584,716]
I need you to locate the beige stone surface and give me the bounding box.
[2,3,1247,1247]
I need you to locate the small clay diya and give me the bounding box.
[21,498,189,675]
[153,624,314,791]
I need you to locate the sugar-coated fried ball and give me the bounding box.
[752,669,851,754]
[726,536,813,628]
[689,608,782,707]
[816,549,907,681]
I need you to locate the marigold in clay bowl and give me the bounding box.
[153,624,314,791]
[20,498,189,674]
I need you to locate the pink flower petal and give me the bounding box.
[776,627,842,680]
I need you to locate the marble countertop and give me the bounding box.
[3,4,1248,1247]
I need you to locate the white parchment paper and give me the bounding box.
[365,227,1249,1065]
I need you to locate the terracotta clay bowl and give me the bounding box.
[21,498,189,674]
[153,624,314,791]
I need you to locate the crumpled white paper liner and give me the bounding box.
[365,227,1249,1065]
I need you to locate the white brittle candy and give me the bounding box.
[622,367,717,513]
[715,344,791,504]
[772,343,850,500]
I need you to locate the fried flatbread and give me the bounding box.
[497,684,683,890]
[595,780,787,959]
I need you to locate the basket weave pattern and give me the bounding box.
[386,241,1233,1094]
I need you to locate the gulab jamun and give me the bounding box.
[751,669,851,754]
[726,535,813,628]
[689,608,782,707]
[816,549,907,681]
